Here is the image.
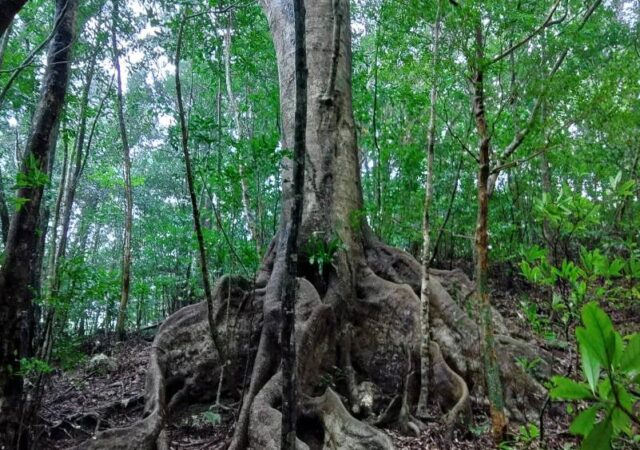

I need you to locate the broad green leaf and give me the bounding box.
[580,303,615,367]
[576,327,601,392]
[550,376,594,400]
[569,406,598,437]
[581,415,612,450]
[612,331,624,368]
[597,378,612,400]
[611,406,631,436]
[619,334,640,374]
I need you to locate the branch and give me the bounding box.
[490,0,563,66]
[489,0,603,192]
[186,2,250,20]
[0,0,28,37]
[430,154,463,265]
[444,111,478,163]
[491,146,550,174]
[499,94,544,163]
[0,0,70,108]
[80,75,114,178]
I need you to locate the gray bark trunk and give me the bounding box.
[0,0,77,445]
[112,0,134,341]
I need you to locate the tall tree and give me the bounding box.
[0,0,78,445]
[416,0,441,420]
[112,0,134,341]
[223,12,261,255]
[280,0,306,446]
[84,1,556,449]
[174,8,224,382]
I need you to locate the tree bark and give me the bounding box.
[471,22,507,441]
[0,165,11,244]
[0,0,77,446]
[281,0,307,446]
[416,0,441,419]
[112,0,134,341]
[0,0,27,37]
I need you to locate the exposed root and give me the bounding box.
[303,388,394,450]
[365,239,553,421]
[350,267,420,398]
[75,234,555,450]
[429,341,471,437]
[78,276,260,449]
[247,372,311,450]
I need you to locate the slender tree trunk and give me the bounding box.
[0,165,11,244]
[472,23,507,442]
[0,0,77,445]
[56,48,98,268]
[281,0,307,446]
[372,16,383,233]
[112,0,134,341]
[175,10,224,372]
[224,13,261,255]
[46,130,70,288]
[38,134,69,362]
[416,0,441,419]
[0,20,13,73]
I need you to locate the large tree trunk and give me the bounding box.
[0,0,27,36]
[80,1,551,449]
[0,0,77,446]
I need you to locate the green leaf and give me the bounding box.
[580,303,615,367]
[576,327,601,393]
[569,406,598,437]
[610,406,631,436]
[619,334,640,374]
[550,376,594,400]
[612,331,624,368]
[581,415,612,450]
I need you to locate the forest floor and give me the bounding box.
[37,275,639,450]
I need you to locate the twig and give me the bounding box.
[489,0,563,66]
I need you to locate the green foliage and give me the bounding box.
[15,154,50,190]
[515,356,543,377]
[315,366,346,391]
[498,423,540,450]
[190,405,223,427]
[18,358,53,377]
[534,187,600,241]
[519,240,635,341]
[550,303,639,450]
[303,232,347,276]
[52,337,87,371]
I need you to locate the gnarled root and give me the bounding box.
[303,388,393,449]
[366,239,553,422]
[76,235,554,450]
[429,341,471,437]
[77,275,260,449]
